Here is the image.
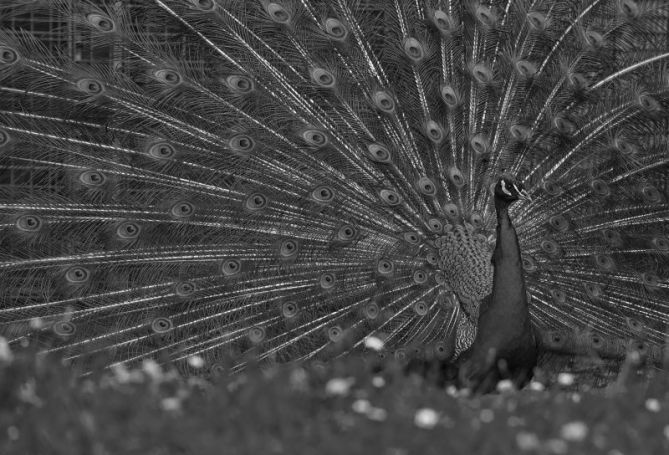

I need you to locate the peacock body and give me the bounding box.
[0,0,668,386]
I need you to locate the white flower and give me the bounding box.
[545,438,568,454]
[367,407,388,422]
[480,409,494,423]
[516,432,541,451]
[289,368,309,391]
[6,426,19,441]
[364,336,385,351]
[352,399,372,414]
[160,397,181,412]
[496,379,515,392]
[187,355,205,369]
[29,318,44,330]
[0,337,13,363]
[111,364,132,384]
[557,372,575,386]
[325,377,355,396]
[142,359,163,381]
[528,381,545,391]
[645,398,661,412]
[414,408,440,429]
[560,421,589,441]
[372,376,386,388]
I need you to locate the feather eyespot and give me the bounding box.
[547,331,566,348]
[590,179,610,197]
[65,266,91,284]
[428,218,443,233]
[470,133,490,154]
[651,236,669,252]
[475,6,497,27]
[153,69,182,86]
[377,259,394,276]
[379,189,401,206]
[433,341,451,360]
[311,68,336,88]
[245,193,268,211]
[589,333,606,351]
[311,186,335,204]
[540,238,561,256]
[403,232,420,244]
[526,12,548,31]
[425,250,438,265]
[151,317,173,334]
[440,84,461,107]
[279,239,299,258]
[79,170,106,186]
[190,0,216,11]
[221,259,242,276]
[76,78,104,95]
[148,142,176,159]
[366,143,392,163]
[175,281,196,297]
[0,129,10,147]
[52,321,76,337]
[640,184,662,203]
[403,37,425,62]
[319,273,337,289]
[417,176,437,196]
[16,214,43,232]
[248,326,266,343]
[601,229,622,247]
[443,203,459,218]
[584,282,603,300]
[413,270,428,285]
[413,301,429,316]
[324,18,348,40]
[225,75,255,94]
[229,135,256,154]
[431,10,456,34]
[618,0,640,18]
[550,288,567,305]
[515,60,537,78]
[170,201,195,218]
[447,167,465,188]
[471,63,494,85]
[542,180,563,196]
[337,224,358,241]
[265,3,291,24]
[0,46,19,65]
[425,121,444,143]
[116,221,141,239]
[282,301,299,318]
[363,302,379,319]
[86,13,116,32]
[327,325,343,342]
[549,215,569,232]
[641,272,660,290]
[372,91,395,113]
[302,129,328,147]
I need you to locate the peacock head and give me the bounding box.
[494,175,532,205]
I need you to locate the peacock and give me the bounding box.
[0,0,668,389]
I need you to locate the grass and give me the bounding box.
[0,343,667,455]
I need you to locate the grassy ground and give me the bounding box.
[0,342,667,455]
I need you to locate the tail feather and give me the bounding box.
[0,0,667,383]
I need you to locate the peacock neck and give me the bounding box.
[492,199,532,319]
